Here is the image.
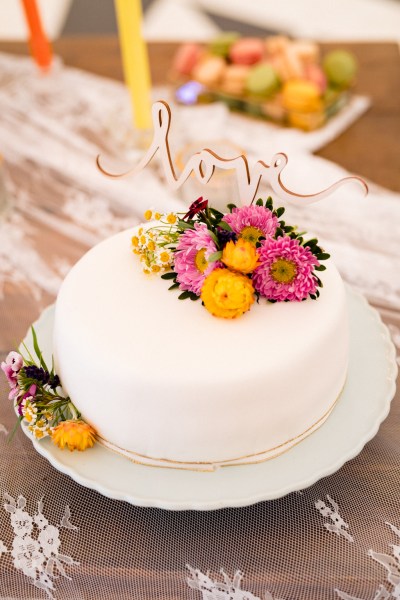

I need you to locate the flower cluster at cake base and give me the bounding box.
[1,329,96,450]
[132,197,330,319]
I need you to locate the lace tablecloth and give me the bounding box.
[0,52,399,600]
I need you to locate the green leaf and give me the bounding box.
[177,220,194,230]
[189,293,200,301]
[31,327,48,371]
[207,230,218,244]
[7,415,23,444]
[304,238,318,248]
[168,283,180,290]
[256,198,263,206]
[275,227,284,237]
[316,253,330,261]
[227,203,237,213]
[276,206,285,217]
[208,251,222,262]
[161,272,176,280]
[315,265,326,271]
[265,197,273,210]
[218,221,232,232]
[178,291,191,300]
[209,207,224,220]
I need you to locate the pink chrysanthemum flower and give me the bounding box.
[252,236,320,301]
[173,223,221,295]
[222,205,279,245]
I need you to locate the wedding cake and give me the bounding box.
[53,223,348,469]
[48,101,367,470]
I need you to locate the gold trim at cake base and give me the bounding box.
[96,385,344,472]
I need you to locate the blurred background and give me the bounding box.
[1,0,399,41]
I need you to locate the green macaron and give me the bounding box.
[245,64,280,98]
[209,32,240,58]
[323,50,357,89]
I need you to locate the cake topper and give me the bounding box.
[98,100,368,320]
[97,100,368,205]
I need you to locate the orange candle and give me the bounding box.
[21,0,53,71]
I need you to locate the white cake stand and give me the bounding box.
[18,288,397,511]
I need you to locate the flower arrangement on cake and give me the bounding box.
[132,196,330,319]
[1,333,96,451]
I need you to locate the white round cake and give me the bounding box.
[53,225,349,470]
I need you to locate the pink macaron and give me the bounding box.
[305,63,328,93]
[229,38,264,66]
[173,43,203,76]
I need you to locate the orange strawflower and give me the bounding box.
[201,268,254,319]
[51,420,96,452]
[222,239,259,274]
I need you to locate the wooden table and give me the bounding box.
[0,37,399,191]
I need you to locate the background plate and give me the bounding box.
[19,288,397,510]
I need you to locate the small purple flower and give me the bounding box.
[17,400,24,417]
[216,227,237,248]
[1,362,17,387]
[8,385,20,401]
[24,365,49,385]
[6,352,23,373]
[1,363,19,400]
[1,352,23,401]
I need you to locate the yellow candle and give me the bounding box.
[114,0,152,130]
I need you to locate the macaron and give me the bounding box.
[281,44,305,79]
[192,55,226,87]
[229,38,265,66]
[281,80,322,112]
[209,32,240,58]
[173,43,204,76]
[305,63,327,93]
[265,35,289,56]
[262,95,286,121]
[245,63,280,98]
[291,40,319,65]
[269,54,291,81]
[220,65,250,95]
[287,110,325,130]
[323,50,357,88]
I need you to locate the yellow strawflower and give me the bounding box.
[51,420,96,452]
[222,239,259,274]
[144,210,153,221]
[201,268,254,319]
